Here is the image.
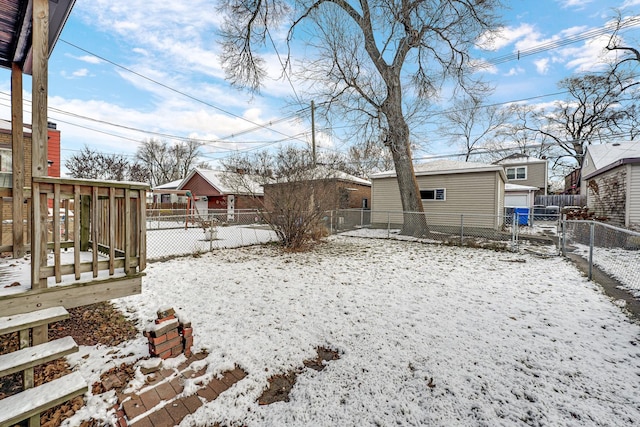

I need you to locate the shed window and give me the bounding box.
[506,166,527,180]
[420,188,446,201]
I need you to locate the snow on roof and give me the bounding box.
[586,141,640,172]
[494,153,546,165]
[179,168,264,196]
[505,183,538,191]
[153,179,183,190]
[371,159,506,179]
[0,118,31,134]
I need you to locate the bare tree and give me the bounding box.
[346,139,395,177]
[65,145,149,182]
[437,94,508,161]
[524,69,640,168]
[222,147,348,249]
[218,0,503,234]
[135,139,209,187]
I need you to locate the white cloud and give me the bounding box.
[557,0,593,9]
[534,58,550,75]
[478,24,540,51]
[505,67,525,76]
[75,55,101,64]
[72,68,89,78]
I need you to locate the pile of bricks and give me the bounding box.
[144,308,194,359]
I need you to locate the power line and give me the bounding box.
[59,39,309,144]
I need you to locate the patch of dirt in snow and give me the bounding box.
[258,347,340,405]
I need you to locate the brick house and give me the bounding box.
[1,119,61,243]
[262,169,371,212]
[581,141,640,230]
[177,168,263,218]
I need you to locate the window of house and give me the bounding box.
[0,148,11,188]
[506,166,527,180]
[420,188,446,201]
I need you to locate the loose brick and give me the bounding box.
[180,320,192,329]
[182,394,203,413]
[196,384,219,402]
[149,319,179,336]
[154,314,176,324]
[154,336,182,355]
[166,399,190,424]
[181,327,193,338]
[159,349,172,360]
[184,348,192,358]
[208,378,228,395]
[155,382,176,401]
[156,307,176,319]
[171,344,184,357]
[169,377,185,394]
[221,371,237,387]
[147,407,174,427]
[130,417,153,427]
[149,334,167,346]
[183,336,194,349]
[139,388,161,410]
[166,329,179,341]
[122,397,146,419]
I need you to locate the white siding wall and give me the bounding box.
[629,164,640,231]
[371,171,503,229]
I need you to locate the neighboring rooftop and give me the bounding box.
[178,168,264,196]
[371,159,506,179]
[584,141,640,176]
[494,153,547,165]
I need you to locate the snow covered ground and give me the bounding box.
[62,234,640,426]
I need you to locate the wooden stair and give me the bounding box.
[0,307,88,427]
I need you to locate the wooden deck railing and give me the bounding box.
[28,177,148,287]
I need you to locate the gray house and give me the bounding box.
[370,160,506,230]
[581,141,640,230]
[494,153,547,195]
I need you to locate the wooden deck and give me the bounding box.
[0,177,148,316]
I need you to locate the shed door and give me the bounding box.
[505,194,528,207]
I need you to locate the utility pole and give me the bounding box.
[311,100,316,166]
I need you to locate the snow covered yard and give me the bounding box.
[68,235,640,426]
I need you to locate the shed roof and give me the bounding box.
[0,0,76,75]
[178,168,264,196]
[494,153,547,165]
[505,183,538,192]
[371,159,507,180]
[584,141,640,180]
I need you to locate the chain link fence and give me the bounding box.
[325,209,559,251]
[146,210,277,261]
[562,220,640,295]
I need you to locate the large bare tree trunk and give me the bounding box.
[383,88,427,236]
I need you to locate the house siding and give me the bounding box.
[581,151,597,194]
[371,171,503,229]
[586,166,627,227]
[628,164,640,231]
[502,161,546,190]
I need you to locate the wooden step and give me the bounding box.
[0,371,87,427]
[0,306,69,336]
[0,336,78,378]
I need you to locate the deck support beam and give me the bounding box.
[0,275,143,317]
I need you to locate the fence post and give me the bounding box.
[588,221,595,280]
[387,212,391,239]
[330,211,334,234]
[561,215,566,256]
[512,213,518,251]
[360,209,364,228]
[460,214,464,245]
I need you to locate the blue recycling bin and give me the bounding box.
[514,207,530,226]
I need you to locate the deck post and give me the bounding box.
[11,62,25,258]
[80,195,91,251]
